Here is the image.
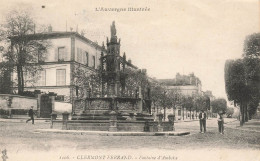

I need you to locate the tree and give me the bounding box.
[225,59,250,126]
[73,65,102,98]
[124,68,150,98]
[225,33,260,125]
[226,107,234,118]
[0,9,51,94]
[182,96,194,120]
[150,81,165,114]
[191,94,208,119]
[247,97,259,119]
[243,33,260,58]
[241,33,260,121]
[166,88,183,119]
[211,98,227,114]
[243,58,260,121]
[0,62,12,94]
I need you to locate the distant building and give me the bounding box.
[159,72,203,96]
[158,73,204,120]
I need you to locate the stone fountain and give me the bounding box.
[51,21,174,132]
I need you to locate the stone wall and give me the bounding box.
[0,94,38,117]
[54,101,72,114]
[0,94,37,110]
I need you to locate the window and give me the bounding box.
[23,72,29,87]
[81,49,84,64]
[92,56,95,68]
[56,69,66,86]
[178,110,181,116]
[58,47,65,61]
[77,48,83,63]
[77,48,79,61]
[38,70,46,86]
[85,52,89,66]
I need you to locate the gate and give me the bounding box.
[40,94,52,118]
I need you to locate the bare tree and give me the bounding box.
[0,9,51,94]
[167,88,182,119]
[73,65,102,98]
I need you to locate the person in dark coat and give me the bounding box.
[199,110,206,133]
[26,106,35,124]
[217,111,224,134]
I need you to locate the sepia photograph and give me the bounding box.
[0,0,260,161]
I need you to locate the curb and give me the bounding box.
[34,129,190,136]
[0,118,50,123]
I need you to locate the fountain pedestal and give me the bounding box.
[109,111,118,132]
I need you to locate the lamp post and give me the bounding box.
[163,90,167,121]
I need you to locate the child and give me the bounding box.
[26,106,35,124]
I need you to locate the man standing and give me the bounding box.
[217,111,224,134]
[26,106,35,124]
[199,110,206,133]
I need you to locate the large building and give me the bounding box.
[9,22,137,103]
[158,73,204,120]
[159,72,203,96]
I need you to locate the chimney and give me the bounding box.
[141,69,147,75]
[48,25,52,32]
[81,30,85,36]
[128,59,132,64]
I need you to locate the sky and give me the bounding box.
[0,0,259,100]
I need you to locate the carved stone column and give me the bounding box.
[157,112,164,132]
[138,86,143,113]
[109,111,118,132]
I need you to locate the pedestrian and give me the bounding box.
[199,110,206,133]
[217,111,224,134]
[26,106,35,124]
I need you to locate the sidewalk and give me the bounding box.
[0,118,50,123]
[177,118,213,123]
[35,128,190,136]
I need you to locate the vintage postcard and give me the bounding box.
[0,0,260,161]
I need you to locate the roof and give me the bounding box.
[8,31,105,51]
[158,79,176,86]
[158,74,201,86]
[8,31,140,70]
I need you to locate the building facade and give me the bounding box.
[10,22,137,104]
[158,73,204,120]
[159,73,202,96]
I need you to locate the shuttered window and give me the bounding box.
[56,69,66,86]
[38,70,46,86]
[92,56,95,68]
[85,52,89,66]
[58,47,65,61]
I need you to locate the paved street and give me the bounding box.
[0,118,259,161]
[1,118,260,153]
